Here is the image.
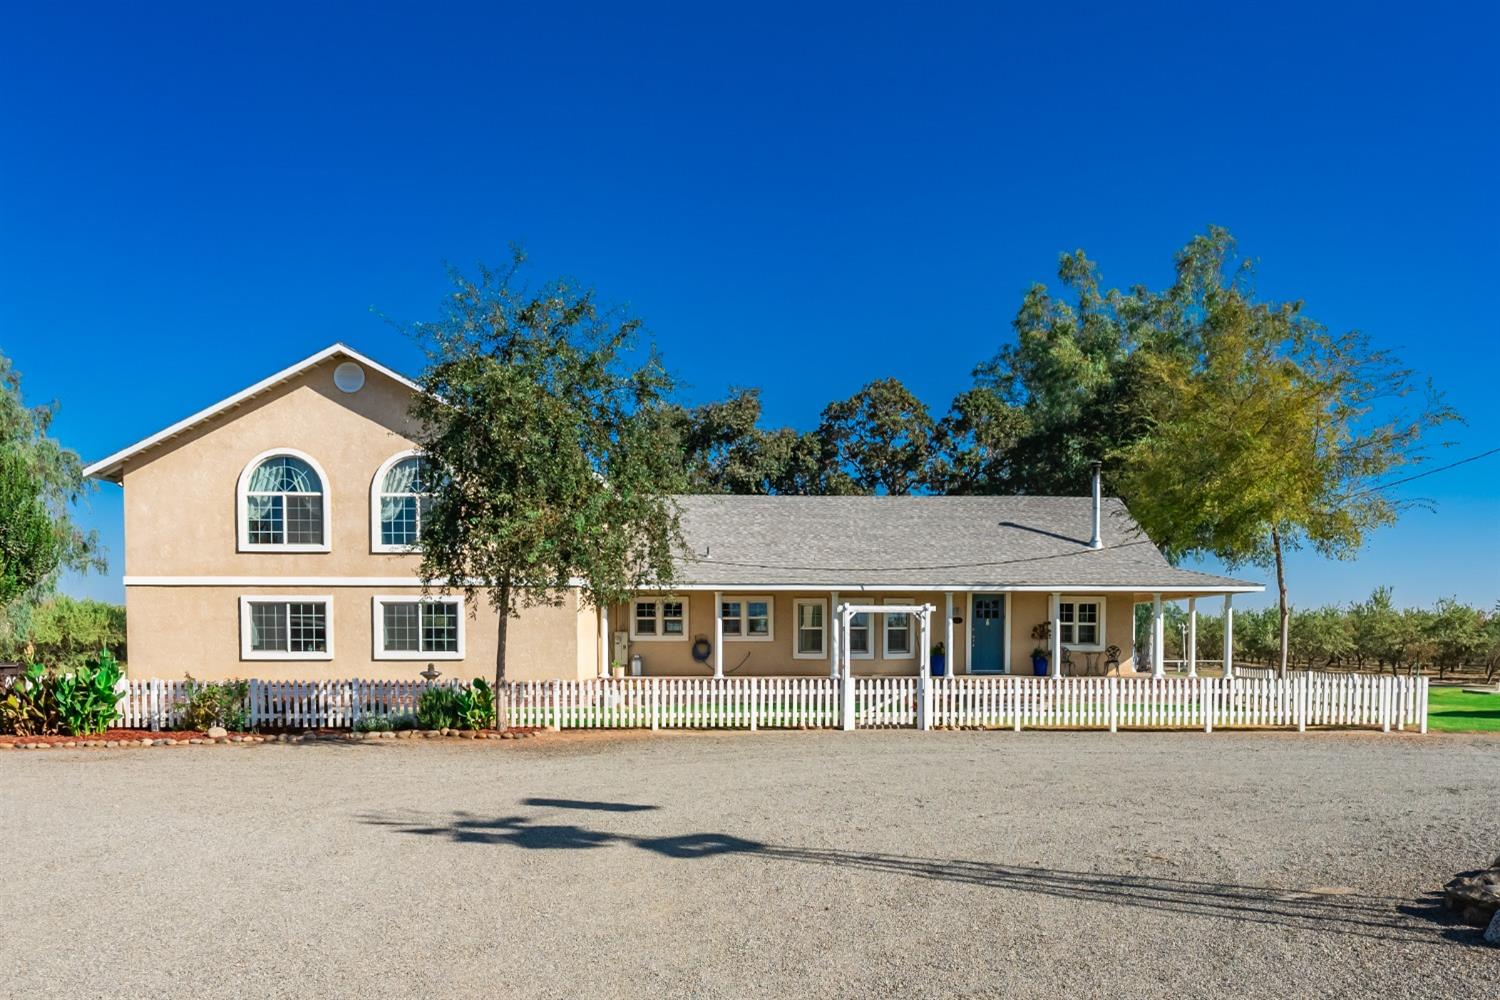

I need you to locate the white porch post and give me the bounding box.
[1186,597,1197,677]
[599,604,610,678]
[713,591,724,679]
[1152,593,1165,679]
[1049,592,1062,678]
[1222,594,1235,679]
[944,592,955,676]
[829,590,841,679]
[917,605,932,730]
[839,603,855,731]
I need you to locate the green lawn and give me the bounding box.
[1425,686,1500,733]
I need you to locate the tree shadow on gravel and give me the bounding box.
[362,807,1476,947]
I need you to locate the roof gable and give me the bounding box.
[83,344,421,483]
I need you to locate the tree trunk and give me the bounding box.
[495,578,512,730]
[1272,527,1289,677]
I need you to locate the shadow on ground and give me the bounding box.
[360,801,1485,948]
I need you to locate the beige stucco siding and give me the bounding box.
[124,586,594,682]
[1006,592,1139,674]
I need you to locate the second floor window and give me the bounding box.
[244,454,325,548]
[377,455,433,549]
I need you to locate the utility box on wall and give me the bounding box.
[612,631,630,673]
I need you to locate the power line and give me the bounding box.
[1350,447,1500,498]
[684,538,1159,574]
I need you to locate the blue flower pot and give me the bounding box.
[931,653,946,677]
[1031,654,1049,676]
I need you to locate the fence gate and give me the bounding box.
[852,676,919,729]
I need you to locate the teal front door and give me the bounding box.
[971,595,1006,673]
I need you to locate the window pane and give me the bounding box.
[635,601,657,635]
[383,602,421,651]
[850,612,869,654]
[662,601,684,636]
[747,600,769,636]
[249,602,285,651]
[798,603,823,629]
[1077,624,1098,645]
[285,495,324,545]
[287,603,327,653]
[721,601,741,635]
[246,495,283,544]
[422,602,459,652]
[1059,603,1075,624]
[381,496,419,546]
[887,612,910,654]
[248,456,319,493]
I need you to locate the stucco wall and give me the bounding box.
[1006,592,1138,674]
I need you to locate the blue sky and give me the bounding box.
[2,1,1496,610]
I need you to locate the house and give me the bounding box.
[85,344,1263,682]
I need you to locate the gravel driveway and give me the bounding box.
[2,730,1496,999]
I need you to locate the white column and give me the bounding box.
[1222,594,1234,679]
[829,591,841,679]
[917,604,933,730]
[839,603,855,731]
[1152,593,1165,679]
[1186,597,1197,677]
[713,591,724,679]
[599,604,610,678]
[1049,592,1062,678]
[944,592,955,676]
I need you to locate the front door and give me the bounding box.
[971,595,1006,673]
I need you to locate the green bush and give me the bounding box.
[355,714,392,733]
[0,650,121,736]
[416,680,493,730]
[0,596,126,672]
[172,677,250,732]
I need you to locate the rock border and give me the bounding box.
[0,727,542,750]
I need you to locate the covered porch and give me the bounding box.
[603,587,1246,680]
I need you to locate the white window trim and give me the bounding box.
[238,595,335,661]
[720,595,775,642]
[630,597,689,641]
[236,447,333,553]
[1059,596,1107,652]
[792,598,827,660]
[370,449,429,554]
[846,610,875,660]
[882,597,916,660]
[371,594,465,661]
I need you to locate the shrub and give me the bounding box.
[0,596,126,672]
[416,681,494,730]
[0,651,121,736]
[355,714,392,733]
[172,677,250,732]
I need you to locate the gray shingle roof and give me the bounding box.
[670,495,1261,592]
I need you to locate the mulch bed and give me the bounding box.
[0,726,544,750]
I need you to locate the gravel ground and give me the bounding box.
[2,730,1497,999]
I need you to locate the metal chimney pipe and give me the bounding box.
[1088,461,1103,550]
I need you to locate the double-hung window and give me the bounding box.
[373,596,463,659]
[793,599,826,658]
[883,599,914,659]
[847,611,873,658]
[240,596,333,660]
[1057,598,1104,649]
[632,598,687,640]
[720,597,772,640]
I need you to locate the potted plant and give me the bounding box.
[931,641,946,677]
[610,659,626,679]
[1030,622,1051,676]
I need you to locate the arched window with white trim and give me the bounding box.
[372,451,434,552]
[236,450,330,551]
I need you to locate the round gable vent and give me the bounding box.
[333,361,366,393]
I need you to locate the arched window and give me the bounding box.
[237,450,329,551]
[373,452,434,551]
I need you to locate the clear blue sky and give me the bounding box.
[2,2,1496,611]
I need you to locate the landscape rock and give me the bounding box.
[1486,909,1500,947]
[207,726,228,739]
[1445,867,1500,927]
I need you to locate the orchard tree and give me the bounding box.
[1115,229,1456,675]
[410,253,686,710]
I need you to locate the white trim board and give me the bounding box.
[83,343,424,483]
[126,576,480,587]
[641,583,1264,594]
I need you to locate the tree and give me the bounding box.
[649,389,834,495]
[1427,597,1487,680]
[928,387,1030,494]
[0,351,103,609]
[1114,229,1456,675]
[0,595,126,670]
[816,378,936,495]
[409,253,686,711]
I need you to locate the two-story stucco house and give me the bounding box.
[85,344,1261,682]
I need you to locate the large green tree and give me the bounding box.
[0,351,103,609]
[1116,229,1457,674]
[816,378,935,495]
[409,254,685,707]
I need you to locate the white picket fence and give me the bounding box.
[114,678,457,731]
[110,672,1429,734]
